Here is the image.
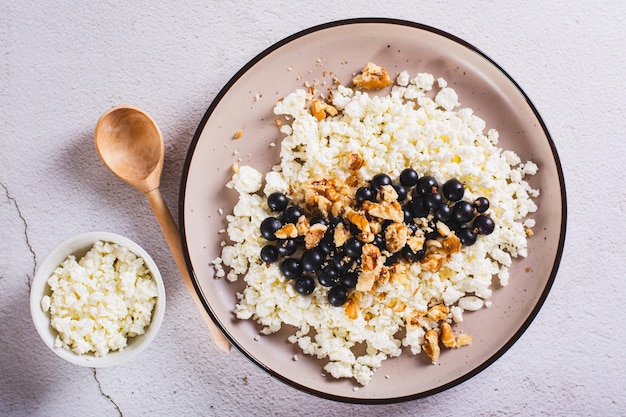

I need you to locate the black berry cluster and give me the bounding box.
[259,169,495,307]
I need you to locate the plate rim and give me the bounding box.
[178,17,567,404]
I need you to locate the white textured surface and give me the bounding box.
[1,1,625,415]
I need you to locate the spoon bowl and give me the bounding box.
[94,105,231,353]
[95,106,164,194]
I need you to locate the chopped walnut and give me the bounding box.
[455,333,473,347]
[356,243,383,292]
[440,322,456,348]
[442,234,461,254]
[274,223,297,239]
[436,221,452,237]
[391,300,407,313]
[345,298,358,319]
[346,209,370,233]
[305,191,332,217]
[304,223,327,249]
[330,200,344,218]
[425,239,443,250]
[384,222,409,253]
[388,262,409,284]
[311,98,338,121]
[378,185,398,202]
[420,252,445,272]
[347,152,365,170]
[357,231,375,243]
[423,329,441,363]
[296,215,310,236]
[365,201,403,222]
[426,304,450,322]
[352,62,392,90]
[333,222,351,247]
[406,227,425,252]
[375,267,391,286]
[304,178,350,219]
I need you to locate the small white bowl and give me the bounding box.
[30,232,166,367]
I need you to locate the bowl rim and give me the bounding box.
[30,231,166,367]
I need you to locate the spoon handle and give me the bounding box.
[145,188,231,353]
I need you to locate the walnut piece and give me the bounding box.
[440,322,456,348]
[384,222,409,253]
[274,223,297,239]
[333,222,350,247]
[356,243,383,292]
[304,223,327,249]
[346,209,370,233]
[347,152,365,170]
[426,304,449,322]
[311,98,338,121]
[423,329,441,363]
[420,252,444,272]
[455,333,473,347]
[296,215,309,236]
[378,184,398,202]
[345,299,358,319]
[365,201,403,222]
[352,62,392,90]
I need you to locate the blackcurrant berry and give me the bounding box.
[260,245,279,263]
[355,187,375,204]
[409,197,430,218]
[317,265,339,287]
[457,227,478,246]
[473,197,490,213]
[267,192,288,212]
[309,216,328,226]
[434,204,453,222]
[415,175,438,195]
[425,192,444,209]
[399,168,419,187]
[282,206,303,224]
[260,217,283,241]
[339,271,358,288]
[280,258,302,279]
[442,178,465,202]
[276,238,298,256]
[473,215,495,235]
[343,237,363,257]
[452,200,475,224]
[301,248,325,272]
[318,232,335,254]
[328,285,349,307]
[371,173,392,190]
[332,251,353,272]
[294,276,315,295]
[394,184,408,202]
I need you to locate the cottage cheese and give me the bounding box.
[41,240,158,356]
[215,68,539,385]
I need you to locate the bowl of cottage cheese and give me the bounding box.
[180,19,566,402]
[30,232,166,367]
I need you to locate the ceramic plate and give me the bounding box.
[179,18,566,403]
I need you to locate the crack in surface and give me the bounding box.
[1,181,37,288]
[93,368,124,417]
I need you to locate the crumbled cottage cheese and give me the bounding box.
[215,68,539,385]
[41,240,158,356]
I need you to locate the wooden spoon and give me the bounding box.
[94,105,231,353]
